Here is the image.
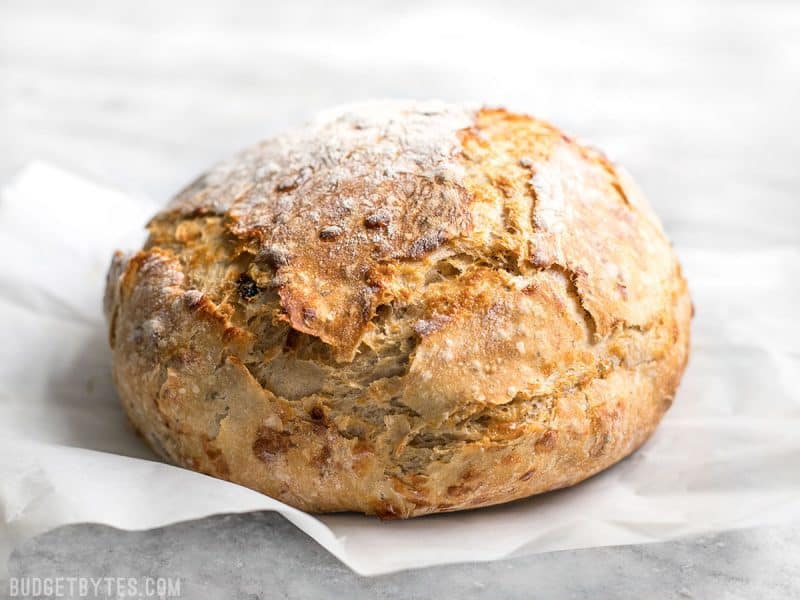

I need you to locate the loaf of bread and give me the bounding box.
[104,101,691,517]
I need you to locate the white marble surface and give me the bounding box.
[9,514,800,599]
[3,0,799,597]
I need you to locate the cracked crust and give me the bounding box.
[105,101,691,517]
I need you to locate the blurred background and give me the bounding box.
[3,0,798,251]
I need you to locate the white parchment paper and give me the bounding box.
[1,162,798,576]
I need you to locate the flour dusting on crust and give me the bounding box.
[164,100,476,219]
[161,101,478,359]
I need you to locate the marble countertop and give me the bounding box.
[3,0,799,597]
[10,515,800,598]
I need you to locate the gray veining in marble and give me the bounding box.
[8,514,800,599]
[3,0,799,597]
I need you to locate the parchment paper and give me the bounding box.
[1,162,798,576]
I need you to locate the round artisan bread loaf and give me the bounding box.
[105,101,691,517]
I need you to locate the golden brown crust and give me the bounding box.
[106,101,691,517]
